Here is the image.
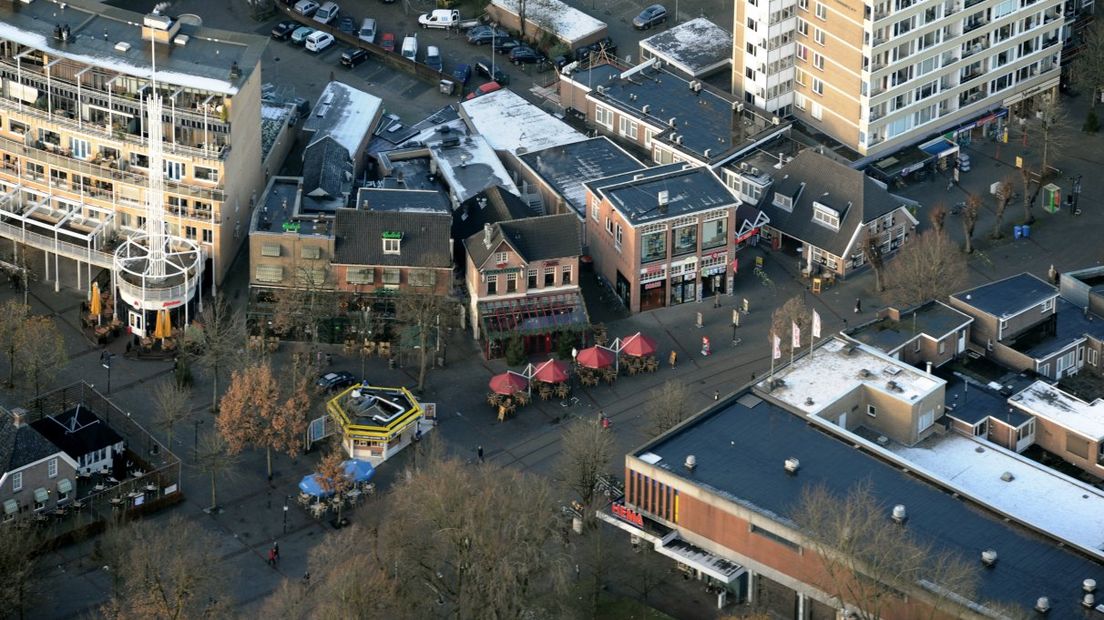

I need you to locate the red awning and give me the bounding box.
[489,372,528,395]
[620,332,657,357]
[533,359,571,383]
[576,346,615,369]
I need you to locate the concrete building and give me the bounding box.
[0,0,268,293]
[638,18,733,78]
[1,407,79,520]
[463,214,586,358]
[844,300,973,367]
[730,0,1065,158]
[584,164,765,312]
[1010,380,1104,477]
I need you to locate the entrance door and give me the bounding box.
[838,412,847,429]
[128,310,145,338]
[957,328,966,354]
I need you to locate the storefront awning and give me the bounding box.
[57,478,73,495]
[33,487,49,504]
[920,137,959,159]
[479,292,590,340]
[3,498,18,515]
[656,537,746,584]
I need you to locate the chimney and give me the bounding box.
[11,407,27,428]
[926,361,933,374]
[657,190,669,214]
[886,307,901,321]
[483,223,494,250]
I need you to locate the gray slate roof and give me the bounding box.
[332,209,452,268]
[303,136,353,201]
[640,391,1104,612]
[1,411,61,474]
[518,137,643,218]
[465,214,581,268]
[757,150,912,257]
[586,164,739,225]
[356,188,451,214]
[952,272,1059,319]
[1018,298,1104,359]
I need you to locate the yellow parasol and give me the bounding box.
[153,309,166,340]
[89,282,102,319]
[162,309,173,339]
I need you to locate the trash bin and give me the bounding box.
[1014,225,1023,239]
[439,79,455,96]
[1022,224,1031,238]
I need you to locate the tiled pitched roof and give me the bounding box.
[0,410,61,474]
[465,214,581,268]
[332,209,452,268]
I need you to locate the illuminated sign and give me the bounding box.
[612,502,644,527]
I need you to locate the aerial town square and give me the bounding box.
[0,0,1103,617]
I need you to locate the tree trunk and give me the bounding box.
[167,425,174,451]
[266,445,273,480]
[417,326,429,391]
[211,366,219,413]
[872,266,885,292]
[209,471,217,510]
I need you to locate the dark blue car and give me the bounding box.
[452,63,472,86]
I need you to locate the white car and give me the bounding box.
[293,0,319,16]
[359,17,377,44]
[401,34,418,61]
[305,31,335,52]
[313,1,340,25]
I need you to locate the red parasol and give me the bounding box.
[533,359,571,383]
[620,332,657,357]
[576,346,616,369]
[489,371,528,395]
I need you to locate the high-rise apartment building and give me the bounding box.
[733,0,1066,157]
[0,0,267,293]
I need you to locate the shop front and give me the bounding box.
[640,279,666,312]
[670,272,698,305]
[701,265,727,297]
[477,291,590,359]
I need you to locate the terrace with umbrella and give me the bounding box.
[575,345,617,386]
[531,359,572,401]
[297,459,376,520]
[618,332,659,375]
[487,371,529,421]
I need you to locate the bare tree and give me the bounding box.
[100,516,228,619]
[315,445,355,526]
[1019,166,1037,224]
[1074,24,1104,107]
[861,228,887,293]
[927,204,947,235]
[14,315,67,397]
[1033,91,1067,175]
[0,524,47,619]
[990,180,1014,239]
[154,380,192,452]
[184,295,245,411]
[0,299,29,388]
[960,194,981,254]
[395,290,455,392]
[559,418,614,517]
[791,481,980,620]
[270,267,334,347]
[195,432,238,512]
[644,380,691,437]
[770,295,812,358]
[882,230,967,307]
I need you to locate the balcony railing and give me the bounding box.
[960,69,985,83]
[0,220,114,267]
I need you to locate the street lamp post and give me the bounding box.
[283,496,289,535]
[571,347,578,392]
[100,351,115,394]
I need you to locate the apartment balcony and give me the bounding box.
[958,89,986,106]
[1042,34,1061,48]
[1043,7,1063,23]
[960,69,985,83]
[961,41,990,58]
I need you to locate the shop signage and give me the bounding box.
[702,266,726,277]
[612,502,644,527]
[735,227,760,243]
[708,250,725,260]
[544,260,560,267]
[644,281,664,290]
[483,267,522,276]
[643,264,664,275]
[381,231,403,239]
[683,273,696,282]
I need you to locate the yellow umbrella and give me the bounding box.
[162,309,173,338]
[153,309,166,340]
[89,282,102,318]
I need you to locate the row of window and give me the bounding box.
[9,457,59,493]
[627,469,678,523]
[485,266,573,294]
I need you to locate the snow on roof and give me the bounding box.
[639,18,733,76]
[1011,381,1104,440]
[303,82,383,158]
[429,135,519,204]
[888,433,1104,558]
[261,104,291,122]
[460,90,587,156]
[761,337,944,415]
[491,0,606,44]
[0,21,241,95]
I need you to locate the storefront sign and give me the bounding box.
[543,260,560,267]
[483,267,522,276]
[612,502,644,527]
[702,266,726,277]
[707,250,725,260]
[683,273,696,282]
[735,227,760,243]
[644,281,664,290]
[643,264,664,275]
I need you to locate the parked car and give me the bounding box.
[337,15,357,35]
[313,1,341,25]
[632,4,667,29]
[380,32,396,52]
[317,371,357,391]
[424,45,444,72]
[359,17,377,44]
[452,63,472,86]
[271,20,297,40]
[305,31,335,52]
[465,81,502,101]
[419,9,460,29]
[552,55,571,71]
[293,0,319,16]
[290,25,316,45]
[401,34,418,61]
[467,26,509,45]
[474,57,509,85]
[574,36,618,62]
[509,45,543,65]
[341,47,369,67]
[492,37,522,54]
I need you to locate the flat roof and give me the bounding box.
[942,373,1026,426]
[952,273,1058,320]
[638,18,732,77]
[846,301,973,354]
[1016,298,1104,358]
[490,0,606,44]
[760,338,944,416]
[302,82,383,157]
[460,89,587,156]
[355,188,450,214]
[588,164,739,224]
[0,0,266,95]
[518,137,643,218]
[636,393,1104,611]
[1011,380,1104,441]
[888,432,1104,558]
[429,135,519,205]
[251,177,331,237]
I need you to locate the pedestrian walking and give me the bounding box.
[477,445,484,463]
[302,571,311,585]
[854,298,862,313]
[268,548,277,567]
[668,350,678,368]
[273,542,280,562]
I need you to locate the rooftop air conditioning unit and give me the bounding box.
[739,162,750,171]
[981,549,998,567]
[642,104,650,113]
[772,116,781,125]
[784,457,800,474]
[596,85,606,95]
[668,117,677,127]
[684,455,697,470]
[114,42,132,53]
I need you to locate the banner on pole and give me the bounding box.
[812,310,821,339]
[772,333,781,360]
[792,321,801,349]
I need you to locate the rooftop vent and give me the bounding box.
[173,34,190,46]
[1084,594,1096,609]
[689,80,702,93]
[657,190,668,207]
[876,435,890,446]
[886,380,899,391]
[1085,579,1098,593]
[114,41,132,53]
[596,85,606,95]
[684,454,696,470]
[981,549,998,567]
[804,397,814,406]
[772,116,781,125]
[674,135,683,145]
[859,369,872,378]
[884,365,903,376]
[784,457,800,474]
[1035,597,1051,614]
[642,104,650,114]
[891,504,907,524]
[1000,471,1015,482]
[703,148,711,158]
[668,117,677,127]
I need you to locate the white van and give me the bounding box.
[359,18,377,44]
[313,1,340,25]
[305,31,335,52]
[418,9,460,29]
[401,34,418,61]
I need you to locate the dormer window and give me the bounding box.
[812,202,840,230]
[773,194,793,211]
[382,231,402,255]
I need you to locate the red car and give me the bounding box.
[380,32,396,53]
[464,81,502,100]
